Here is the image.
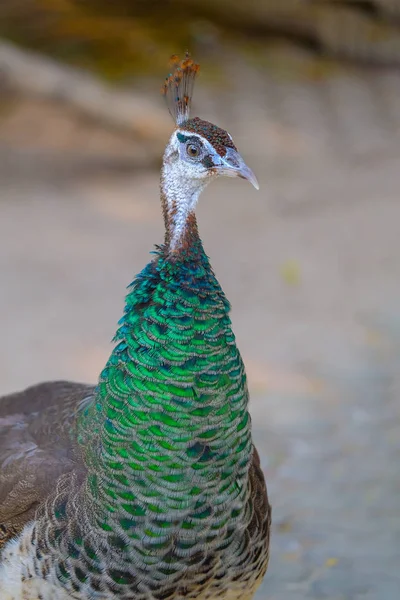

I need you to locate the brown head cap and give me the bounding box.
[180,117,237,157]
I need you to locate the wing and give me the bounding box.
[0,380,95,549]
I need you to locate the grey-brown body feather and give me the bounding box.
[0,381,94,550]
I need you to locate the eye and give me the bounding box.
[186,143,200,158]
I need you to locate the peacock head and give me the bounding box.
[161,54,258,195]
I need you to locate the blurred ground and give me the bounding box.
[1,51,400,599]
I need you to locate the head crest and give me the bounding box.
[161,52,200,125]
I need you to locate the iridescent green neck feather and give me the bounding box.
[83,231,252,531]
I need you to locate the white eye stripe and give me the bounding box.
[177,132,215,157]
[177,131,205,144]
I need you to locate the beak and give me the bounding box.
[215,148,259,190]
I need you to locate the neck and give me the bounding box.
[160,161,208,254]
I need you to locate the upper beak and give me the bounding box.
[215,148,259,190]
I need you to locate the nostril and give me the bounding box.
[226,155,239,168]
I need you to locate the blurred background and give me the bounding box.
[1,1,400,598]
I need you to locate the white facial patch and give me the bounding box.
[161,132,218,251]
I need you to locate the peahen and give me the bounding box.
[0,54,271,600]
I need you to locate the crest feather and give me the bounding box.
[161,52,200,125]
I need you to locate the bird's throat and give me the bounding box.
[160,165,208,254]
